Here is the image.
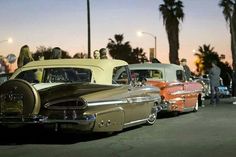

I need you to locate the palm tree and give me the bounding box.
[131,47,148,64]
[194,44,220,74]
[219,0,236,69]
[219,0,236,96]
[107,34,132,61]
[159,0,184,64]
[107,34,148,63]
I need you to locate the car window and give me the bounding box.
[44,68,91,83]
[130,69,163,80]
[113,65,130,85]
[15,68,92,83]
[176,70,186,82]
[15,69,41,83]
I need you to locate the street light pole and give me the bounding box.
[141,32,157,59]
[87,0,91,58]
[154,36,156,59]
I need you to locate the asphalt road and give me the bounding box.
[1,97,236,157]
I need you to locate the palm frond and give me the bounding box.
[219,0,234,23]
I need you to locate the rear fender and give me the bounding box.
[93,107,124,132]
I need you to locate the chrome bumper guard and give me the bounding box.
[0,114,96,126]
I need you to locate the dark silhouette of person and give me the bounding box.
[180,58,191,81]
[93,50,100,59]
[99,48,108,59]
[51,47,62,59]
[17,45,34,68]
[151,58,161,63]
[0,56,8,74]
[209,60,221,105]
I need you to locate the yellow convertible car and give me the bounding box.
[0,59,161,133]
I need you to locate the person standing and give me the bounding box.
[180,58,191,81]
[17,45,34,68]
[50,47,62,59]
[99,48,108,59]
[93,50,100,59]
[209,60,221,105]
[6,54,17,73]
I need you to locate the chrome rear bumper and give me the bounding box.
[0,114,96,131]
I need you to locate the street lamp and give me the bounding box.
[0,38,13,44]
[87,0,91,58]
[137,31,157,58]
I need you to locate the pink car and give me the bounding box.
[129,63,203,114]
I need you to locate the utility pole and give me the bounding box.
[87,0,91,58]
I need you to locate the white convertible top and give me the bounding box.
[129,63,184,82]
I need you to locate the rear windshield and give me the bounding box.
[15,68,92,83]
[131,69,163,80]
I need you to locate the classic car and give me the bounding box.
[126,63,203,114]
[193,75,231,98]
[192,76,211,98]
[0,59,161,133]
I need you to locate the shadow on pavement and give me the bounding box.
[0,126,117,145]
[0,124,143,145]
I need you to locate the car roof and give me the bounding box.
[12,59,128,85]
[129,63,182,70]
[23,59,127,69]
[129,63,184,82]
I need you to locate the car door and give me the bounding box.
[183,82,198,109]
[113,66,151,125]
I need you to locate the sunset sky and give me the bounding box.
[0,0,231,70]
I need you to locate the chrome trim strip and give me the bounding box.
[33,83,64,90]
[88,100,127,106]
[126,97,155,103]
[171,90,194,95]
[124,118,147,127]
[169,82,184,86]
[88,96,158,107]
[44,97,87,109]
[171,90,202,95]
[169,97,184,102]
[183,106,194,112]
[0,114,96,125]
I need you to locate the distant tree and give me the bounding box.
[195,44,233,86]
[218,61,232,87]
[219,0,236,69]
[159,0,184,64]
[130,47,148,64]
[33,46,52,60]
[219,0,236,95]
[73,52,87,58]
[107,34,148,63]
[33,46,71,60]
[107,34,132,60]
[194,44,220,74]
[61,50,71,59]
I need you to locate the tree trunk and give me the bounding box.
[230,6,236,96]
[167,21,180,65]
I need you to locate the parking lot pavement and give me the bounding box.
[202,96,236,107]
[0,97,236,157]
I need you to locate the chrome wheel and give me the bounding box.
[146,107,157,125]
